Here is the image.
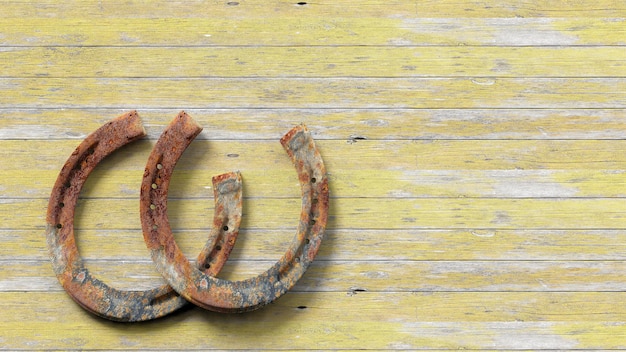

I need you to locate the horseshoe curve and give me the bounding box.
[141,113,329,313]
[45,111,242,321]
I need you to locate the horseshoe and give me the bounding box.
[141,114,329,312]
[45,111,242,321]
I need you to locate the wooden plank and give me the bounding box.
[2,108,625,140]
[5,197,626,231]
[3,259,626,293]
[1,77,624,108]
[3,229,626,262]
[8,167,626,199]
[1,0,624,350]
[2,0,623,19]
[3,46,626,78]
[0,291,625,349]
[2,17,624,46]
[4,139,626,199]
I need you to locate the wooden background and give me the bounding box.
[1,0,626,350]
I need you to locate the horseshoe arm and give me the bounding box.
[45,111,242,321]
[142,115,329,312]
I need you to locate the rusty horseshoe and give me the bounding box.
[45,111,242,321]
[141,113,329,312]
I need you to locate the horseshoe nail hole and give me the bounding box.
[150,204,156,210]
[223,225,229,232]
[295,257,301,263]
[152,225,158,230]
[59,202,64,208]
[157,163,163,170]
[64,182,71,189]
[204,263,211,269]
[312,198,318,205]
[305,238,310,244]
[151,183,158,189]
[87,147,95,155]
[56,223,63,229]
[311,177,316,183]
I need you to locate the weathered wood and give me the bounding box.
[4,139,626,200]
[5,229,626,262]
[2,0,623,19]
[3,46,625,77]
[2,108,626,140]
[3,259,626,292]
[1,292,626,349]
[4,197,626,230]
[1,18,624,46]
[1,0,625,349]
[1,77,624,109]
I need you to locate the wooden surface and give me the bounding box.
[1,0,625,350]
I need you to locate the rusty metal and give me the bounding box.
[45,111,242,321]
[142,119,329,312]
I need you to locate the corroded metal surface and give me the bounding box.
[142,120,329,312]
[45,111,242,321]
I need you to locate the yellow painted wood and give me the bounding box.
[4,139,626,198]
[2,0,624,19]
[1,77,624,108]
[4,259,626,292]
[2,17,625,46]
[3,46,626,78]
[1,292,626,349]
[5,197,626,230]
[2,0,625,350]
[3,228,626,262]
[2,108,626,140]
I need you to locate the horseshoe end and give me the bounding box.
[213,171,242,195]
[280,124,308,150]
[104,110,148,143]
[175,110,204,137]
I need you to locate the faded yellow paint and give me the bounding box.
[2,0,623,19]
[2,46,626,77]
[4,139,626,198]
[4,197,626,230]
[2,292,626,349]
[6,258,626,292]
[2,108,626,140]
[0,77,623,108]
[2,0,626,350]
[3,228,626,262]
[2,17,625,46]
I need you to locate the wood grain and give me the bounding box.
[1,0,625,350]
